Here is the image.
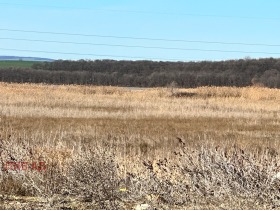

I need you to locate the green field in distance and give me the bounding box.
[0,60,40,68]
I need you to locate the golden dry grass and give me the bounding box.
[0,83,279,149]
[0,82,280,209]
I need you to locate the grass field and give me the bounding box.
[0,83,279,209]
[0,60,39,68]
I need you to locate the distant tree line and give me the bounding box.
[0,58,280,88]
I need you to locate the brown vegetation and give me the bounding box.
[0,82,279,209]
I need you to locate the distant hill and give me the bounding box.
[0,56,54,62]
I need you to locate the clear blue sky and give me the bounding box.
[0,0,280,61]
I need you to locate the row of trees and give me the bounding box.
[1,58,280,88]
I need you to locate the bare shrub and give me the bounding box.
[0,136,65,197]
[64,147,122,209]
[129,143,280,209]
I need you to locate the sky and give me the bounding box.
[0,0,280,61]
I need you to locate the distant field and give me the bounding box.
[0,60,39,68]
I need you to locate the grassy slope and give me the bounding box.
[0,60,39,68]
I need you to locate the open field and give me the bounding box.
[0,82,280,209]
[0,61,39,68]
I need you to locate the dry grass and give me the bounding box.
[0,82,280,209]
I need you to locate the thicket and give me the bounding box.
[0,58,280,88]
